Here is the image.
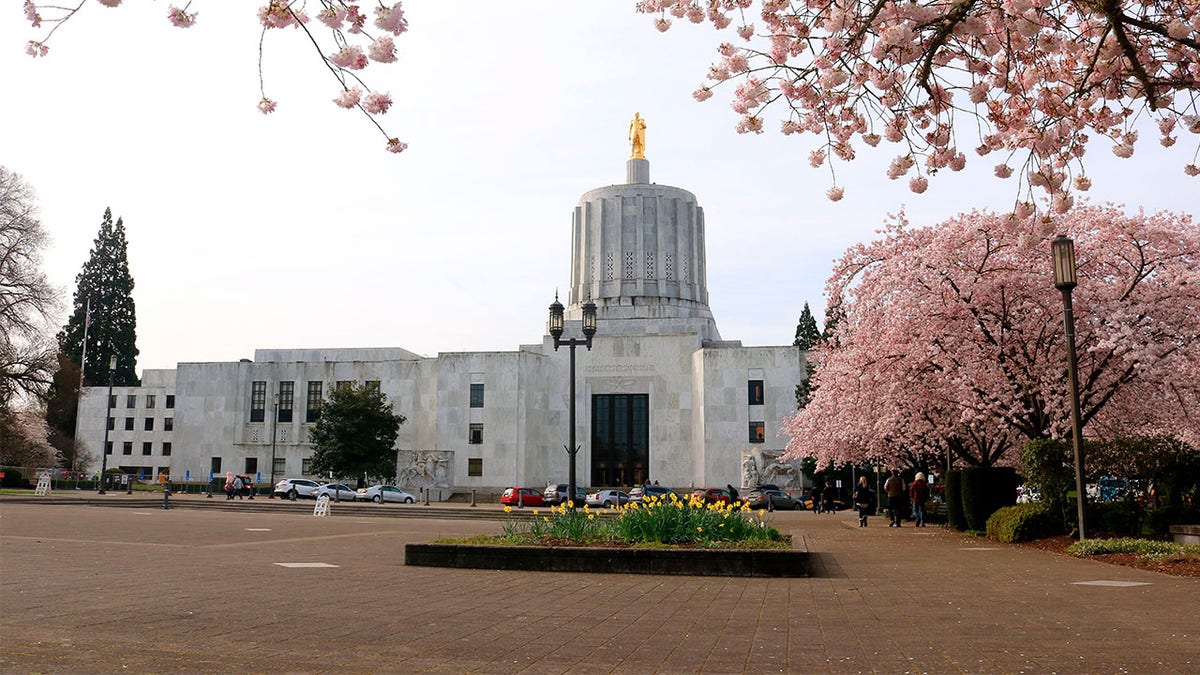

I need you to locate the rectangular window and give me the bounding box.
[468,458,483,477]
[301,458,313,475]
[122,441,133,455]
[124,417,134,431]
[749,421,765,443]
[468,423,483,445]
[165,394,175,409]
[210,457,222,475]
[146,394,156,409]
[126,394,136,409]
[365,380,380,393]
[162,442,172,456]
[142,442,152,456]
[108,394,117,408]
[278,381,294,423]
[107,417,115,431]
[105,441,113,455]
[164,417,173,432]
[273,457,286,477]
[245,457,258,475]
[144,417,154,431]
[336,380,352,392]
[306,381,323,423]
[250,381,266,423]
[469,383,484,408]
[748,379,764,405]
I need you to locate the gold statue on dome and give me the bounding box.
[628,112,647,159]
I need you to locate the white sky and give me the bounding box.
[4,3,1197,373]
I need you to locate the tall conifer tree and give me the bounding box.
[57,207,140,386]
[793,302,822,350]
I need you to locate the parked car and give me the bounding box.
[628,484,678,504]
[312,483,358,502]
[273,478,321,500]
[543,483,588,506]
[690,487,732,505]
[743,488,798,510]
[357,485,417,503]
[586,489,630,508]
[500,487,547,507]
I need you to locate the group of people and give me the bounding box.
[853,470,931,528]
[223,472,254,500]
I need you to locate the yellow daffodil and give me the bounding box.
[543,517,549,522]
[503,506,512,513]
[587,514,594,520]
[533,510,540,515]
[696,526,703,532]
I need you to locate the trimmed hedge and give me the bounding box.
[986,504,1064,543]
[960,467,1018,531]
[945,471,967,531]
[0,468,24,488]
[1146,505,1200,535]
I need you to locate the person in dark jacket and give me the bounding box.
[726,483,740,505]
[853,476,874,527]
[821,480,837,513]
[884,470,906,527]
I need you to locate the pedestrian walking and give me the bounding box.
[853,476,874,527]
[884,470,906,527]
[726,483,739,505]
[821,480,837,514]
[224,471,235,500]
[232,475,245,500]
[910,472,930,527]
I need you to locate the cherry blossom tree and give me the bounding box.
[638,0,1200,208]
[781,204,1200,468]
[22,1,409,153]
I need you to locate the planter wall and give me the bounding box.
[406,543,810,577]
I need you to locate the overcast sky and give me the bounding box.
[5,3,1196,374]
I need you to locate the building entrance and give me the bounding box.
[591,394,649,487]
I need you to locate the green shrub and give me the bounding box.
[0,468,24,488]
[1088,501,1145,536]
[945,471,967,531]
[986,503,1064,543]
[1146,506,1200,534]
[1067,537,1200,562]
[961,467,1018,532]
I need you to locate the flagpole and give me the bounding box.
[75,298,90,474]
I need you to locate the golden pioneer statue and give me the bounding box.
[628,112,647,159]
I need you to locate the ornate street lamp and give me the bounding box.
[98,355,116,494]
[549,292,597,509]
[1052,235,1088,540]
[268,393,280,498]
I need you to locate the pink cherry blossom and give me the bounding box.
[374,4,408,35]
[783,204,1200,469]
[994,164,1013,179]
[25,40,48,57]
[330,46,368,70]
[333,88,362,109]
[387,138,408,153]
[1186,165,1200,176]
[826,186,844,201]
[257,98,277,114]
[24,1,40,28]
[363,92,392,115]
[167,7,196,28]
[96,0,122,7]
[368,37,397,63]
[692,87,713,102]
[909,176,928,194]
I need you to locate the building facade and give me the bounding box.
[77,155,808,494]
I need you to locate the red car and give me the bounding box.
[691,487,732,505]
[500,487,546,507]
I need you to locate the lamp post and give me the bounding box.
[98,355,116,494]
[1052,235,1088,541]
[549,293,597,509]
[268,393,279,498]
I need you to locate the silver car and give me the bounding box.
[312,483,358,502]
[273,478,321,500]
[357,485,417,504]
[586,489,630,508]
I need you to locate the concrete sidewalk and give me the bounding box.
[1,501,1195,673]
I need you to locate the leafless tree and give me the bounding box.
[0,166,59,410]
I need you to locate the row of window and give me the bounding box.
[208,457,296,477]
[108,417,173,432]
[109,394,174,409]
[248,380,385,424]
[106,441,172,456]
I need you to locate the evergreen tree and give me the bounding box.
[793,302,822,350]
[309,383,405,487]
[57,208,140,386]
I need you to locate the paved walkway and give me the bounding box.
[1,495,1196,673]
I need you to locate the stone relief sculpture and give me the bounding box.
[758,450,802,488]
[741,453,759,489]
[397,450,452,488]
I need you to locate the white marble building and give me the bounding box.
[77,156,808,494]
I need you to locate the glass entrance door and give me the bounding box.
[591,394,648,487]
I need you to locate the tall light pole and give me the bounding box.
[98,355,116,494]
[268,393,279,498]
[549,293,597,509]
[1052,235,1088,541]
